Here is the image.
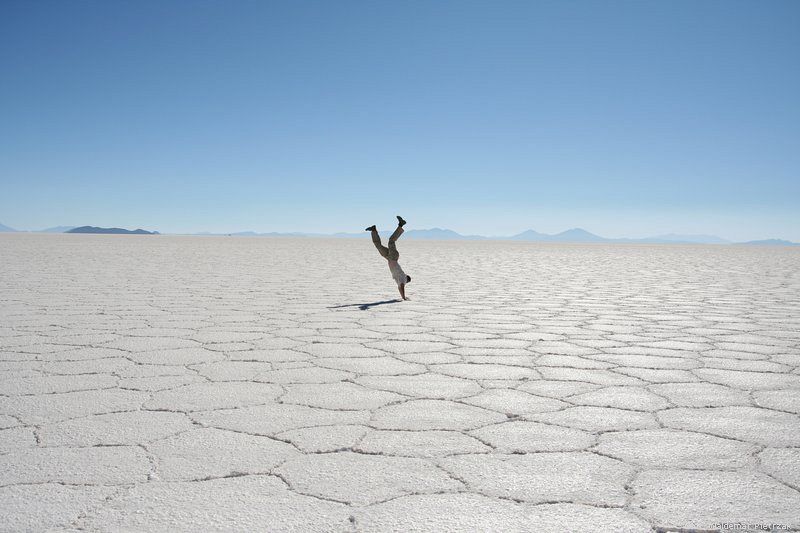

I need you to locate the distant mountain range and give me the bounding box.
[1,221,797,245]
[66,226,159,235]
[191,227,799,245]
[0,223,156,235]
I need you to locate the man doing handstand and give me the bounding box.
[366,216,411,300]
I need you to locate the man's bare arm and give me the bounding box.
[399,283,408,300]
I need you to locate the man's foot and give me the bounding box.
[365,225,376,232]
[396,216,406,227]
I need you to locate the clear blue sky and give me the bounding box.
[1,0,798,240]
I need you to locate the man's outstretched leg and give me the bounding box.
[366,225,389,259]
[387,216,406,260]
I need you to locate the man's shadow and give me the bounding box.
[328,299,401,311]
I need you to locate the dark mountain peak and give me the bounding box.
[67,226,159,235]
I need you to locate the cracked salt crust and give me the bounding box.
[1,234,799,532]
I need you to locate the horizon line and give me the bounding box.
[1,223,797,245]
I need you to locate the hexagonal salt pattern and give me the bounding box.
[1,234,799,531]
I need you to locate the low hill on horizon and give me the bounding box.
[509,227,608,242]
[738,239,799,246]
[67,226,159,235]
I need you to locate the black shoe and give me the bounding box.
[365,225,377,232]
[396,216,406,227]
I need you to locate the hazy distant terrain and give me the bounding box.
[2,221,797,244]
[1,233,798,531]
[194,227,800,245]
[39,226,76,233]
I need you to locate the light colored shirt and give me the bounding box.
[388,259,407,287]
